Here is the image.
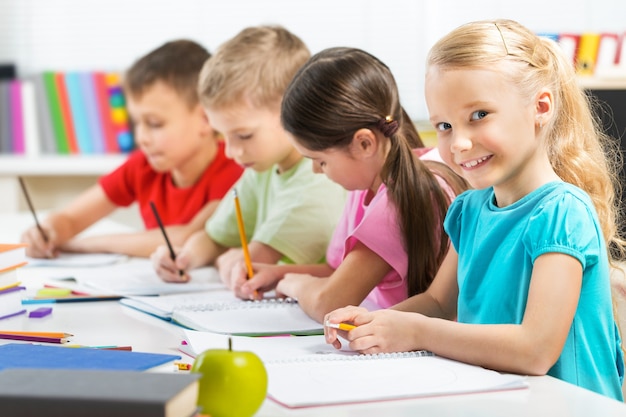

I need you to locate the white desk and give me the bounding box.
[1,213,626,416]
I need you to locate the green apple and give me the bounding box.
[191,337,268,417]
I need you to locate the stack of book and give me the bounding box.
[0,71,133,156]
[0,243,28,320]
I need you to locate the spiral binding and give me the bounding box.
[173,297,298,312]
[269,350,434,364]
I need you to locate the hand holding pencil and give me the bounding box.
[18,177,58,259]
[150,202,188,283]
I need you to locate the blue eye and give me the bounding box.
[435,122,451,131]
[471,110,488,120]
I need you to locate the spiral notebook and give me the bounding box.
[181,330,528,408]
[121,290,322,336]
[171,296,323,336]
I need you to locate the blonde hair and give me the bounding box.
[428,19,625,262]
[198,25,310,110]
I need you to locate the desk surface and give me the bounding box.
[1,213,626,416]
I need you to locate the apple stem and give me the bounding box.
[228,336,232,351]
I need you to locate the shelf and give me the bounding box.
[577,77,626,90]
[0,154,127,176]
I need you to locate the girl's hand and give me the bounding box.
[326,307,425,354]
[151,244,190,283]
[324,305,370,350]
[275,273,318,300]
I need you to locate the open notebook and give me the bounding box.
[121,291,323,336]
[182,330,528,408]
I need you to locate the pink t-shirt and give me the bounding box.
[326,148,452,309]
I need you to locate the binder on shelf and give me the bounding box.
[576,32,601,76]
[558,33,580,67]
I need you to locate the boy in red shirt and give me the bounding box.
[21,40,243,258]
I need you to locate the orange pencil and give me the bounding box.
[233,189,254,279]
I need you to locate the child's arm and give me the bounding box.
[61,200,222,258]
[275,241,393,323]
[329,251,582,376]
[21,185,116,258]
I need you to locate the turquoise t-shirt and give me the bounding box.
[445,181,624,400]
[207,158,346,265]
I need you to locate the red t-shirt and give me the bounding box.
[99,142,243,229]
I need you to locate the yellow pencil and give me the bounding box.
[233,189,254,279]
[0,330,74,338]
[324,321,357,331]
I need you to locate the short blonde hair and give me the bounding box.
[198,25,310,110]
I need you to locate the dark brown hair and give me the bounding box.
[124,39,210,108]
[282,47,468,296]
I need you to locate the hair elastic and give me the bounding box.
[378,115,399,138]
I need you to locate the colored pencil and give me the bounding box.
[233,189,254,279]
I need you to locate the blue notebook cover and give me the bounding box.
[0,343,180,371]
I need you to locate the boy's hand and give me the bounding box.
[21,224,57,259]
[237,263,284,300]
[151,244,190,282]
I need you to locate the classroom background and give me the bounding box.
[1,0,626,228]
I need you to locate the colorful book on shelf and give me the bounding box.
[93,72,120,153]
[181,330,528,408]
[9,80,24,154]
[105,72,133,152]
[595,33,623,77]
[55,72,79,154]
[80,72,105,153]
[64,72,93,154]
[20,79,41,156]
[33,74,57,154]
[42,71,69,154]
[0,81,11,153]
[0,369,200,417]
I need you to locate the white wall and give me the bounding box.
[1,0,625,121]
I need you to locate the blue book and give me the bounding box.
[79,72,105,153]
[64,72,93,153]
[0,343,181,371]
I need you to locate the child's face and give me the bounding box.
[290,135,379,193]
[127,81,213,173]
[205,98,299,173]
[426,66,543,197]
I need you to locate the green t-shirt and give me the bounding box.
[207,158,346,264]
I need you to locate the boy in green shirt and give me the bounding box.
[152,26,346,285]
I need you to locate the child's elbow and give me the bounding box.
[516,348,560,376]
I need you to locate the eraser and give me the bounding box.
[37,288,71,297]
[29,307,53,318]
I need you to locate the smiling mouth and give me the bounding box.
[460,155,491,169]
